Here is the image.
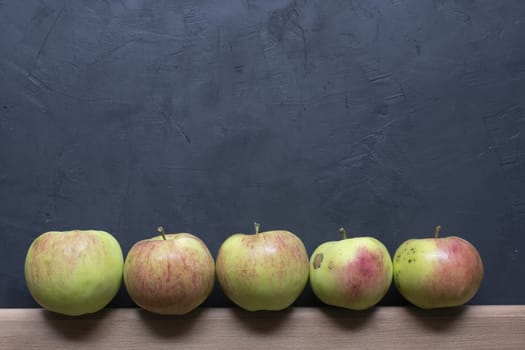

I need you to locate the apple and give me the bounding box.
[309,228,393,310]
[24,229,124,316]
[393,226,484,309]
[123,227,215,315]
[215,223,309,311]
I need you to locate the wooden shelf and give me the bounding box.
[1,306,524,349]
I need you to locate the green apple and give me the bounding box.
[309,228,393,310]
[216,223,309,311]
[24,229,124,316]
[393,226,484,309]
[123,227,215,315]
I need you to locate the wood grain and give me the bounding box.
[1,306,524,349]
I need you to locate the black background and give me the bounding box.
[1,0,524,308]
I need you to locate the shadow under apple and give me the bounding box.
[319,305,378,331]
[405,305,467,331]
[228,306,295,334]
[42,308,109,340]
[137,306,204,338]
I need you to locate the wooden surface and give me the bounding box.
[1,306,524,349]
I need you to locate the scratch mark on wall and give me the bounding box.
[91,39,140,65]
[29,1,65,73]
[27,73,113,102]
[483,105,523,169]
[368,71,392,84]
[174,122,191,143]
[162,111,191,143]
[289,8,309,72]
[266,1,309,73]
[27,74,50,90]
[384,91,406,104]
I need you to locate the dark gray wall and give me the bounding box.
[1,0,524,307]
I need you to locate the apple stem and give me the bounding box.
[434,225,442,239]
[157,226,167,240]
[254,222,260,235]
[339,227,347,240]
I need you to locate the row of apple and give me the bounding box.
[24,224,484,316]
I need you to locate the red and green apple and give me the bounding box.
[309,228,393,310]
[393,226,484,309]
[24,229,124,316]
[216,223,309,311]
[123,227,215,315]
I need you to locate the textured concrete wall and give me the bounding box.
[1,0,524,307]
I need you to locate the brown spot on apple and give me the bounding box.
[313,253,323,269]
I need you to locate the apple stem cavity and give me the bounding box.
[157,226,167,240]
[434,225,442,239]
[339,227,348,240]
[254,222,260,235]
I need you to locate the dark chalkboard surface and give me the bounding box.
[1,0,524,308]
